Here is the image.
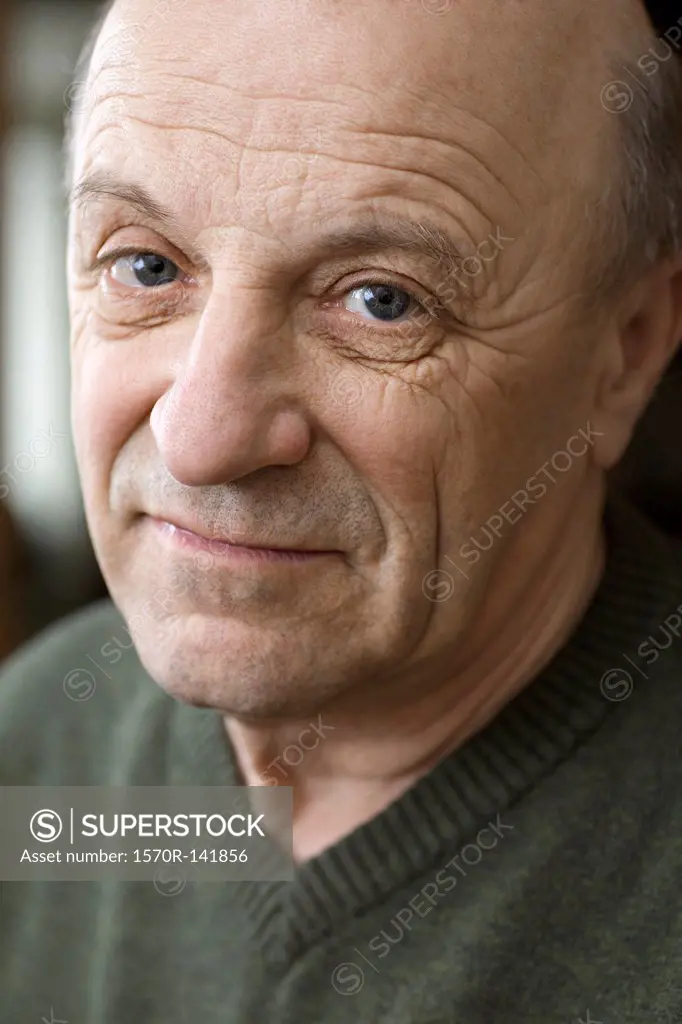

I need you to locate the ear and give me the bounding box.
[591,256,682,470]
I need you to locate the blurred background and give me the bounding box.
[0,0,680,663]
[0,0,107,658]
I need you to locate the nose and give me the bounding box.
[150,288,312,486]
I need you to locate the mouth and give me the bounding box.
[147,515,342,564]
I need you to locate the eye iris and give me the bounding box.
[132,253,178,287]
[362,284,410,321]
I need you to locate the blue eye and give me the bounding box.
[343,283,415,323]
[111,252,180,288]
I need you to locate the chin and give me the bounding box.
[130,611,360,719]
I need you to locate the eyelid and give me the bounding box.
[333,273,446,321]
[93,246,162,271]
[88,244,192,281]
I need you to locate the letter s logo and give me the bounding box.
[30,809,63,843]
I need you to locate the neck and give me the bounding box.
[225,479,606,862]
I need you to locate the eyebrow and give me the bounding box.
[70,172,174,227]
[69,171,478,283]
[315,220,475,282]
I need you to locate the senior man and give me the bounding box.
[2,0,682,1020]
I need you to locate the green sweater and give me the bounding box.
[2,494,682,1023]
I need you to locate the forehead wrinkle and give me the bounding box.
[92,0,615,194]
[86,55,347,140]
[69,168,475,282]
[94,114,518,254]
[95,102,245,153]
[353,120,538,216]
[79,46,538,237]
[328,132,523,234]
[85,75,346,154]
[74,95,507,254]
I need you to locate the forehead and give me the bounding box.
[72,0,614,245]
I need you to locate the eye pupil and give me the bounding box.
[132,253,178,287]
[361,284,410,321]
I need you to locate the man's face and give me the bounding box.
[68,0,618,717]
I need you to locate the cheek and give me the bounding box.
[432,326,599,552]
[71,336,161,508]
[328,374,446,558]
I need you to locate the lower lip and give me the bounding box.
[150,518,340,564]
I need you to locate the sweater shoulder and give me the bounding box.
[0,600,173,784]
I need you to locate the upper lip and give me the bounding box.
[149,514,338,553]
